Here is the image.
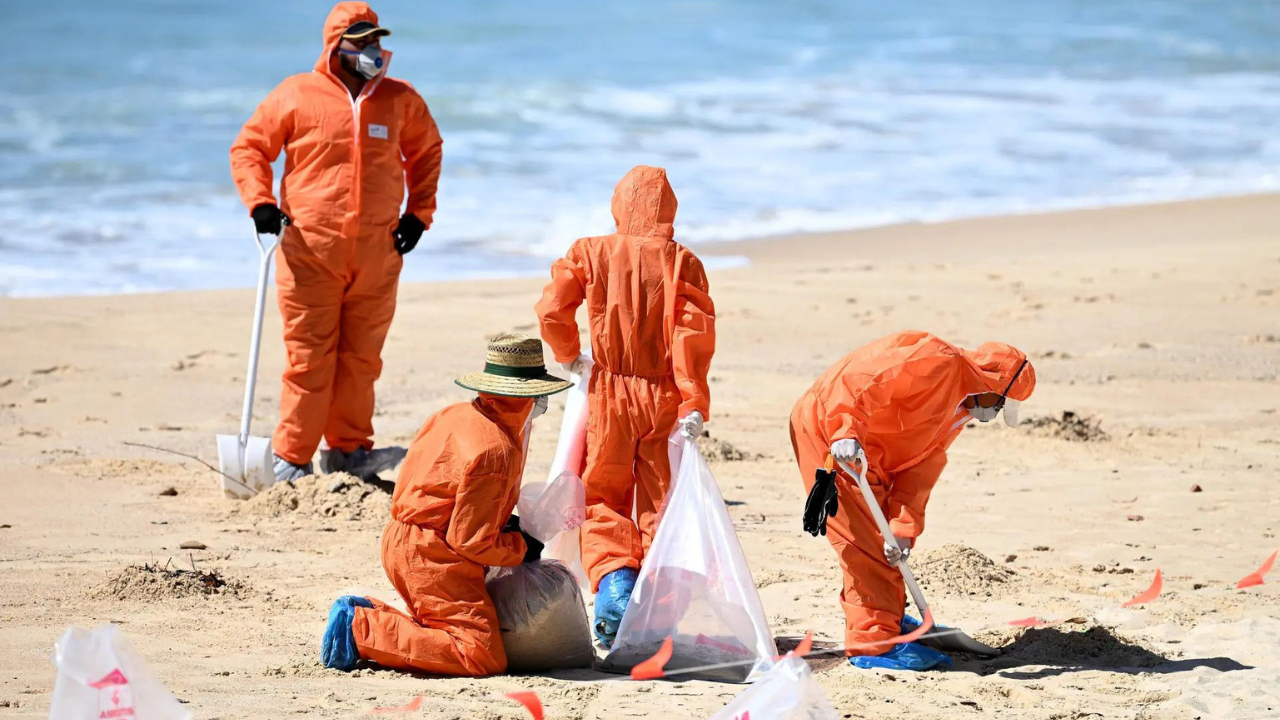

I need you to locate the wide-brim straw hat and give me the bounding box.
[455,333,572,398]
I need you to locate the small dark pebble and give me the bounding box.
[1191,484,1203,493]
[1033,545,1051,552]
[0,524,11,529]
[1004,554,1018,563]
[179,540,207,550]
[158,487,178,497]
[1128,515,1144,522]
[1194,583,1206,590]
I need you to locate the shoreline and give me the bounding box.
[4,190,1277,302]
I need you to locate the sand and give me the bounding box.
[2,193,1279,719]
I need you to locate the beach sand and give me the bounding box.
[2,194,1278,719]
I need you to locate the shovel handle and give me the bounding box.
[238,224,285,447]
[837,455,932,618]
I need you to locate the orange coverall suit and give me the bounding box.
[535,165,716,592]
[789,331,1036,653]
[351,394,532,676]
[229,2,443,466]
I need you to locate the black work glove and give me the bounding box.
[251,203,290,235]
[803,466,840,537]
[393,213,425,255]
[520,529,544,564]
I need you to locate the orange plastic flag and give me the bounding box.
[794,630,814,658]
[896,607,934,645]
[1122,568,1163,607]
[631,636,674,680]
[1236,549,1277,589]
[367,696,423,714]
[505,692,545,720]
[1008,617,1049,628]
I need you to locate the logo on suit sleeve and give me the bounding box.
[368,124,389,140]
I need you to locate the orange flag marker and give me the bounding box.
[1122,568,1163,607]
[1236,549,1277,589]
[505,692,545,720]
[631,636,674,680]
[367,696,423,714]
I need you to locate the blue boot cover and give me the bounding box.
[321,595,374,670]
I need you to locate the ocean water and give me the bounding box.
[3,0,1279,296]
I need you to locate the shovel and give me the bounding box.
[216,228,283,499]
[837,455,1000,657]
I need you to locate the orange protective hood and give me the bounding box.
[316,2,382,74]
[961,342,1036,401]
[611,165,678,239]
[474,393,537,442]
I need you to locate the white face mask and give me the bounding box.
[530,395,549,421]
[340,45,384,79]
[970,403,999,423]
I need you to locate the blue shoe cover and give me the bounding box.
[850,642,952,671]
[901,613,957,635]
[321,595,373,670]
[593,568,638,648]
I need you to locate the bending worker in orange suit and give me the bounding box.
[321,334,571,675]
[790,330,1035,671]
[535,165,716,647]
[230,2,443,485]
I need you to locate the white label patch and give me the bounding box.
[368,124,388,140]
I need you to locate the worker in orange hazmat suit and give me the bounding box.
[790,330,1035,671]
[534,165,716,648]
[230,2,443,485]
[321,334,571,675]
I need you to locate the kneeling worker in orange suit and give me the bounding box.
[790,330,1035,671]
[230,2,443,485]
[320,334,571,675]
[535,165,716,647]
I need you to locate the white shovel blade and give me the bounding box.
[216,434,253,500]
[243,435,275,493]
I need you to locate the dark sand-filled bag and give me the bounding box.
[487,560,594,672]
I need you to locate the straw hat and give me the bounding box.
[455,333,572,398]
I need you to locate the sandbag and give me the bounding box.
[601,434,777,683]
[487,560,594,672]
[708,656,839,720]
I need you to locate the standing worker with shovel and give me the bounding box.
[790,330,1035,670]
[230,1,443,485]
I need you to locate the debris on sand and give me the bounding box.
[977,625,1167,671]
[92,561,249,601]
[231,473,389,523]
[697,431,759,463]
[912,544,1018,599]
[1025,411,1109,442]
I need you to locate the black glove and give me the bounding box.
[393,213,425,255]
[251,204,290,235]
[520,529,544,564]
[803,466,840,537]
[504,514,522,533]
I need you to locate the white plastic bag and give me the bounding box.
[708,656,839,720]
[486,560,595,672]
[48,624,191,720]
[520,351,592,588]
[601,435,777,682]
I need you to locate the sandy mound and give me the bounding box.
[912,544,1018,599]
[231,473,390,523]
[1025,411,1109,442]
[697,431,759,462]
[91,561,250,601]
[978,626,1167,671]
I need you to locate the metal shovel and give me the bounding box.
[838,455,1000,656]
[216,229,282,499]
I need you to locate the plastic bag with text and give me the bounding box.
[708,656,839,720]
[487,560,595,672]
[520,351,592,588]
[48,624,191,720]
[601,434,777,682]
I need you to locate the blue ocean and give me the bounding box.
[4,1,1279,296]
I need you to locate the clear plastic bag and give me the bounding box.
[486,560,595,672]
[520,352,593,588]
[708,656,839,720]
[601,434,777,682]
[48,624,191,720]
